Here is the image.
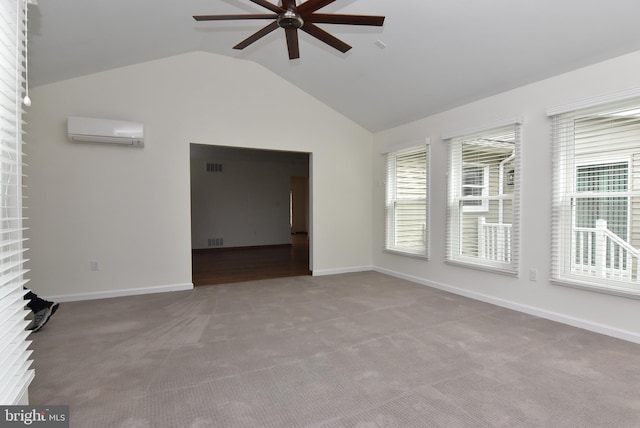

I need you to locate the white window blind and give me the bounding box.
[384,144,429,258]
[550,97,640,296]
[446,124,521,275]
[0,0,34,405]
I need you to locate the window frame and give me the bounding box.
[550,98,640,297]
[445,122,521,275]
[384,143,430,259]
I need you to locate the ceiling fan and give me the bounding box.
[193,0,385,60]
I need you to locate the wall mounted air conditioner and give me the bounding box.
[67,116,144,147]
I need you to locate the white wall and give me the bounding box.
[28,48,640,341]
[373,50,640,342]
[25,51,373,300]
[190,144,309,249]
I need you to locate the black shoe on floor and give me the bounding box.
[31,302,59,332]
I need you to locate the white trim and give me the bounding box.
[379,138,430,154]
[374,266,640,345]
[313,265,373,276]
[442,116,523,141]
[17,390,29,405]
[47,282,194,302]
[547,87,640,116]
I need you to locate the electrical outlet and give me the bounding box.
[529,268,537,281]
[91,260,99,271]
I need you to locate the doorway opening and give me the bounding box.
[190,144,311,285]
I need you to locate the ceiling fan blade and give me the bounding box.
[300,23,351,53]
[194,14,276,21]
[249,0,284,13]
[233,21,280,50]
[308,13,385,26]
[297,0,336,14]
[285,28,300,59]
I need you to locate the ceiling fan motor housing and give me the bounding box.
[277,10,304,29]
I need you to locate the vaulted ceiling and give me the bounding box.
[28,0,640,132]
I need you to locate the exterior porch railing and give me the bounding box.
[572,219,640,282]
[478,217,512,263]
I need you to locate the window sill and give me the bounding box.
[384,249,429,260]
[445,258,518,277]
[551,276,640,300]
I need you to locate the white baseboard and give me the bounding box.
[374,266,640,345]
[313,265,373,277]
[48,282,194,302]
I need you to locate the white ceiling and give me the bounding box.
[27,0,640,132]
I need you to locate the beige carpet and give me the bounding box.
[29,272,640,427]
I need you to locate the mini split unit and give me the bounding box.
[67,116,144,147]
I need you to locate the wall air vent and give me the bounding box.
[206,163,223,172]
[208,238,224,247]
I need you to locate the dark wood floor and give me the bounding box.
[192,234,311,286]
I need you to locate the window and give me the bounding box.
[462,164,489,212]
[0,0,34,404]
[551,97,640,296]
[446,123,521,274]
[384,144,429,258]
[575,162,629,240]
